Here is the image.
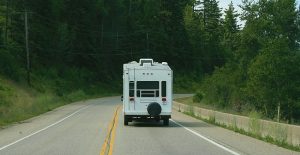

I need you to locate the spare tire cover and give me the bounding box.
[147,102,162,116]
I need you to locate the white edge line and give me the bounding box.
[0,105,90,151]
[170,119,241,155]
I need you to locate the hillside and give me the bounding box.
[0,76,118,127]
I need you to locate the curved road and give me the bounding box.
[0,96,298,155]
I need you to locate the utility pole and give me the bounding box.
[277,102,281,122]
[5,0,9,45]
[25,10,31,86]
[116,32,119,50]
[146,32,149,57]
[129,0,132,16]
[130,47,133,60]
[101,16,104,48]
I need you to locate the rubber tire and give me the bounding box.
[163,119,169,126]
[124,116,128,126]
[147,102,162,116]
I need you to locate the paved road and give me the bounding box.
[0,96,299,155]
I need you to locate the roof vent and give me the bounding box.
[139,59,153,66]
[129,61,137,64]
[143,63,152,67]
[162,62,168,65]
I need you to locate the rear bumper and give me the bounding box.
[124,111,171,116]
[124,115,171,120]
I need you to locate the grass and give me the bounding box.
[179,101,300,152]
[173,77,200,94]
[0,77,118,128]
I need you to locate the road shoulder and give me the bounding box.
[172,110,300,155]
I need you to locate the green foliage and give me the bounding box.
[0,78,13,107]
[0,0,299,126]
[184,0,225,73]
[188,105,195,116]
[208,115,216,124]
[200,0,300,123]
[222,2,240,61]
[175,97,194,106]
[0,49,21,80]
[193,90,204,103]
[0,76,115,127]
[247,40,300,119]
[201,63,246,110]
[64,90,87,102]
[174,74,200,93]
[249,111,261,136]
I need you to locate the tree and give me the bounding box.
[247,39,300,121]
[184,1,205,73]
[242,0,300,121]
[222,2,239,59]
[0,4,5,46]
[203,0,223,72]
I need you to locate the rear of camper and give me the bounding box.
[122,59,173,126]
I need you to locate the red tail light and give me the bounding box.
[162,97,166,102]
[130,97,134,101]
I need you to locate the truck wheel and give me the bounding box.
[124,116,129,126]
[163,119,169,126]
[147,102,161,116]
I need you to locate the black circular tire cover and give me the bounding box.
[147,102,162,116]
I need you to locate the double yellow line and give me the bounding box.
[100,105,121,155]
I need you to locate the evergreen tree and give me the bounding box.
[1,0,300,122]
[0,4,4,45]
[200,0,223,72]
[222,1,239,61]
[184,1,204,73]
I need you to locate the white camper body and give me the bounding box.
[122,59,173,126]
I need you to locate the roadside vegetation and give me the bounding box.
[0,76,118,127]
[0,0,299,126]
[184,0,300,124]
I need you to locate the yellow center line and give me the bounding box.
[108,108,119,155]
[100,105,121,155]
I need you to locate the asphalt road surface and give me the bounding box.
[0,96,299,155]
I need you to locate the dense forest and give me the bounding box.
[0,0,300,123]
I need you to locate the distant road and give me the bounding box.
[0,96,298,155]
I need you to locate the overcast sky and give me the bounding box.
[219,0,300,13]
[219,0,242,13]
[219,0,300,26]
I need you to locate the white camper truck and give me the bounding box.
[122,59,173,126]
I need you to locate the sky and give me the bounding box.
[219,0,300,13]
[219,0,300,26]
[219,0,243,13]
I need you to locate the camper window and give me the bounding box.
[137,81,159,89]
[129,81,134,97]
[137,81,159,97]
[162,81,166,97]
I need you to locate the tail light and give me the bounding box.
[162,97,166,102]
[130,97,134,101]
